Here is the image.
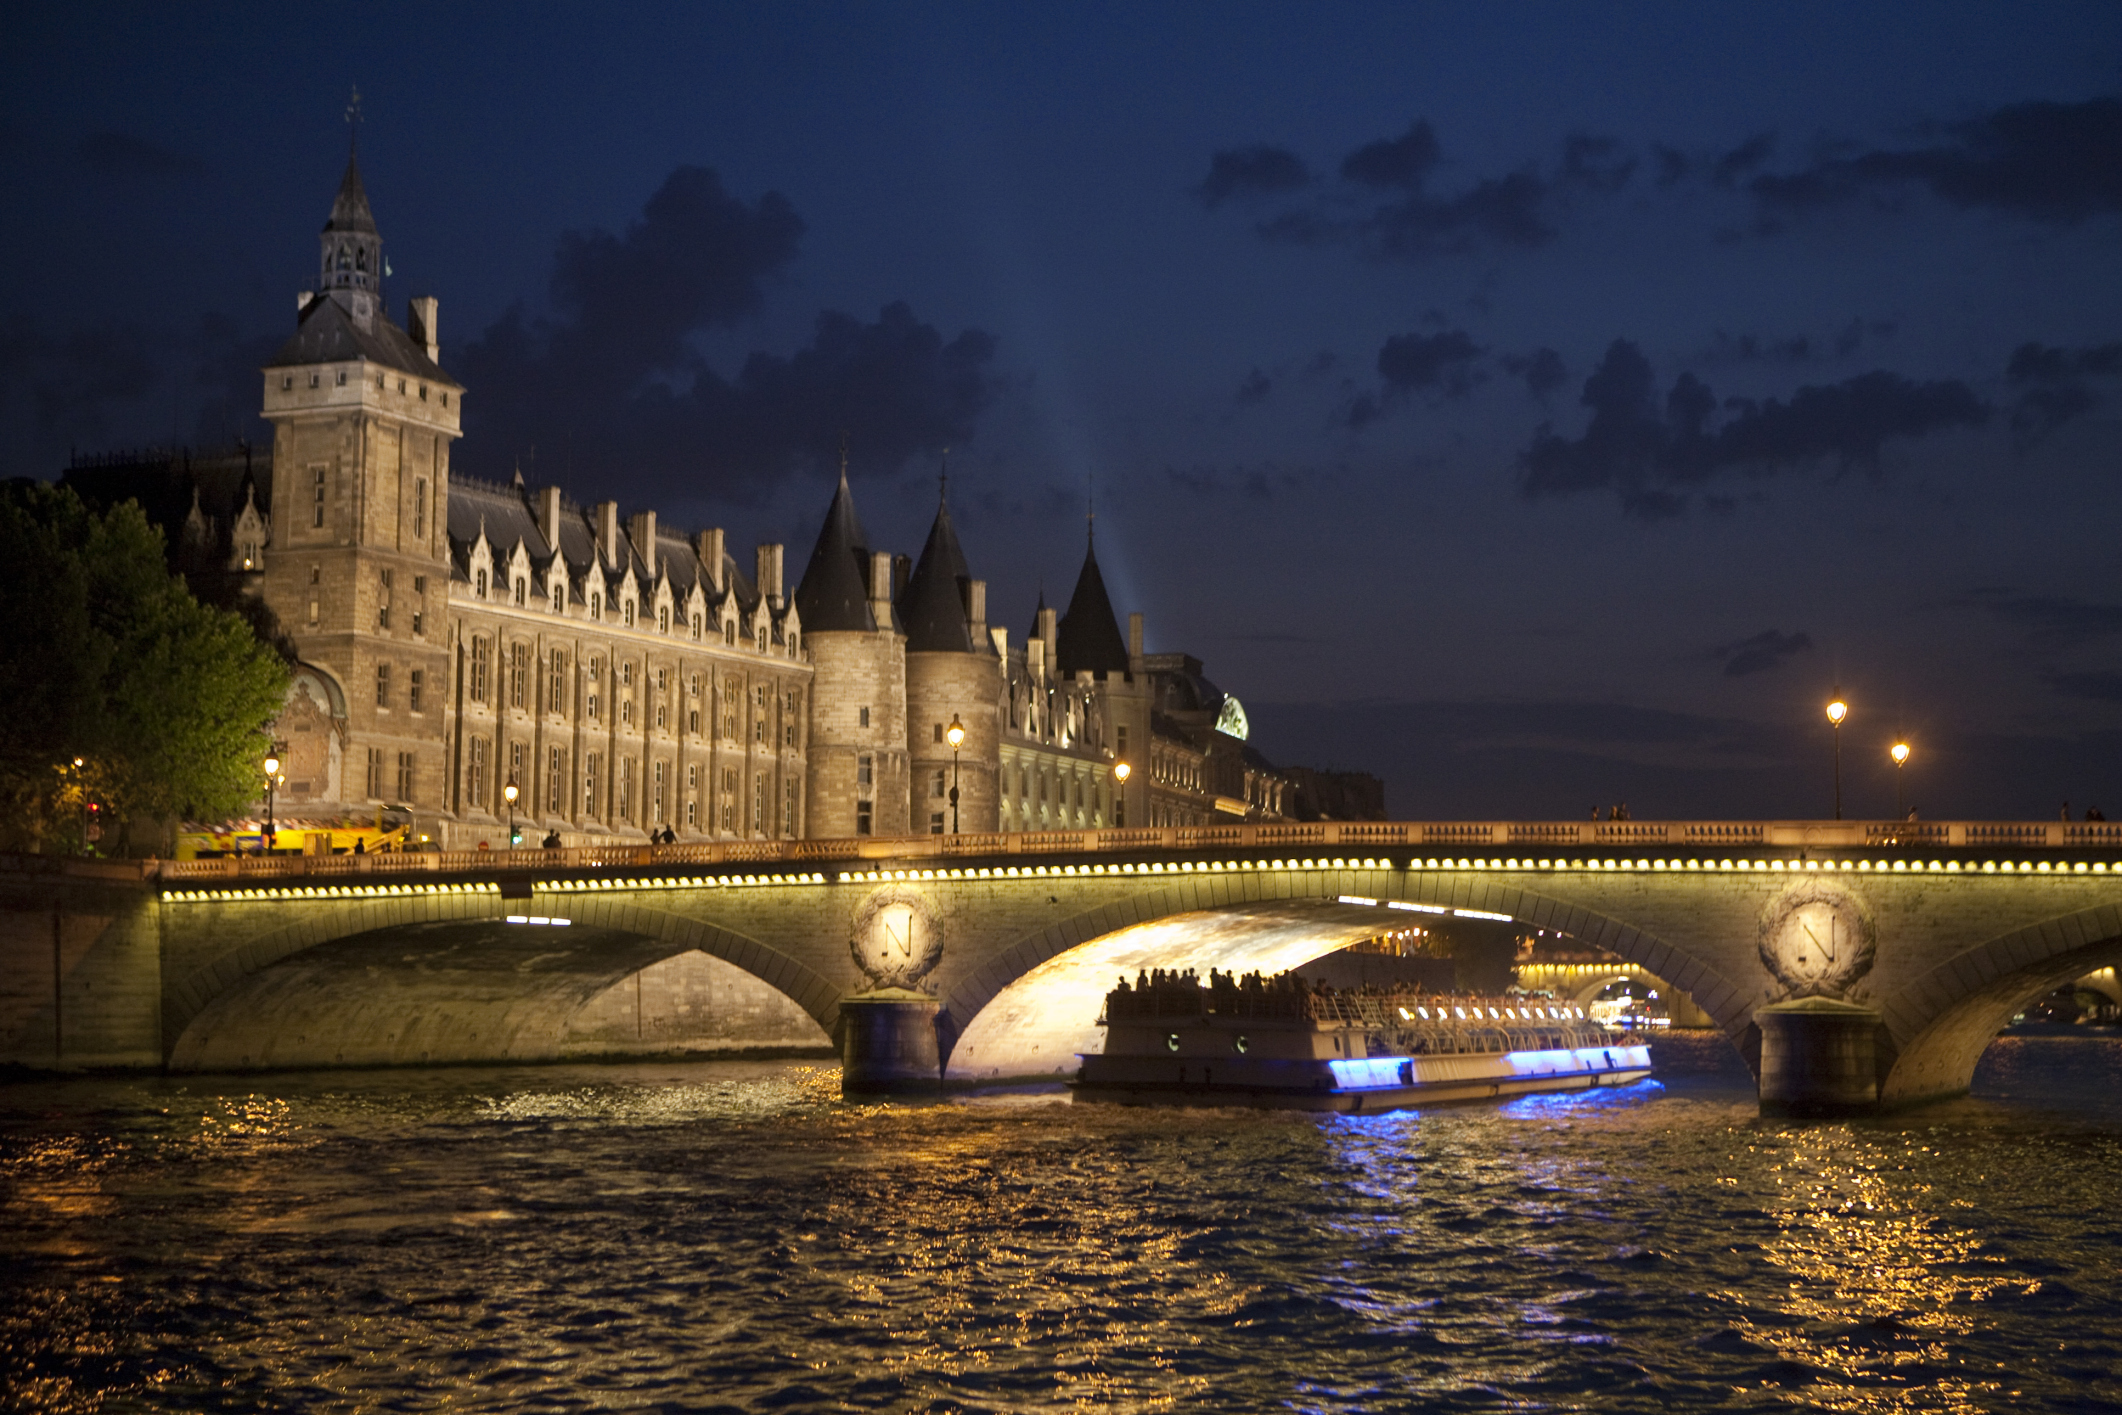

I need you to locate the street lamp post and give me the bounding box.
[262,752,280,854]
[1825,690,1848,821]
[945,715,965,834]
[503,780,520,848]
[1112,759,1131,827]
[1891,740,1911,820]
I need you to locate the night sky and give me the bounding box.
[5,4,2119,821]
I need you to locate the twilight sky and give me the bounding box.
[4,3,2119,820]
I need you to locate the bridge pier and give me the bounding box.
[838,990,945,1096]
[1755,997,1883,1118]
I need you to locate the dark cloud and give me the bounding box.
[1518,339,1989,517]
[1971,592,2122,643]
[1376,329,1483,396]
[1698,319,1896,369]
[76,129,202,178]
[2005,340,2122,444]
[1340,121,1441,189]
[1718,629,1813,677]
[1503,347,1567,399]
[1234,368,1272,406]
[1217,119,1628,261]
[1560,133,1635,193]
[457,166,999,496]
[1747,96,2122,224]
[1710,133,1776,186]
[1194,146,1311,208]
[2049,670,2122,703]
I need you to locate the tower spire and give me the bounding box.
[345,84,363,155]
[939,446,950,506]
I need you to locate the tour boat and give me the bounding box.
[1074,969,1653,1112]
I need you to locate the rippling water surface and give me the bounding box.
[5,1033,2122,1413]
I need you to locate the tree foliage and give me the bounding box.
[0,481,289,853]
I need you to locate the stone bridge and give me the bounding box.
[5,817,2121,1112]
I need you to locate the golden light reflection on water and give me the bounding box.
[1720,1124,2036,1411]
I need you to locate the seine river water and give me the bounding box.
[4,1033,2121,1413]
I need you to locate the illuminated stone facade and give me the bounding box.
[105,152,1310,846]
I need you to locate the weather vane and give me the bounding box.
[346,85,363,150]
[939,447,950,503]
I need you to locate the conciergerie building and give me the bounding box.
[69,153,1380,848]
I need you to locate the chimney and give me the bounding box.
[1026,633,1045,680]
[628,510,657,575]
[539,486,562,551]
[869,551,895,629]
[696,529,726,594]
[967,579,988,647]
[755,543,784,606]
[1036,605,1058,667]
[296,290,312,314]
[595,501,620,569]
[1128,611,1144,659]
[989,626,1009,657]
[891,553,911,602]
[408,297,440,364]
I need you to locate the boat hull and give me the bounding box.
[1074,1043,1653,1113]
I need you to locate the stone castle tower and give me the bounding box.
[258,145,461,809]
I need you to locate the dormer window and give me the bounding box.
[418,384,428,401]
[335,369,346,386]
[623,599,635,627]
[590,593,602,621]
[723,621,735,646]
[476,569,488,598]
[513,578,526,606]
[690,613,702,640]
[658,606,670,634]
[552,586,564,613]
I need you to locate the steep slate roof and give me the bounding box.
[323,153,379,236]
[898,494,982,653]
[793,471,878,632]
[267,294,456,384]
[1056,533,1130,677]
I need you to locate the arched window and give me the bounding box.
[337,244,351,271]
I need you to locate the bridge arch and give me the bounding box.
[937,866,1747,1081]
[1878,901,2122,1105]
[161,891,838,1071]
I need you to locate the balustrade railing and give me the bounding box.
[22,816,2110,887]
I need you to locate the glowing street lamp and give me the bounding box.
[1891,740,1911,819]
[503,779,520,848]
[262,751,281,854]
[1825,691,1848,821]
[1111,759,1131,827]
[945,714,966,833]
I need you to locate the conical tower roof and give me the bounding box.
[323,152,379,236]
[899,494,977,653]
[793,470,877,632]
[1056,533,1129,677]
